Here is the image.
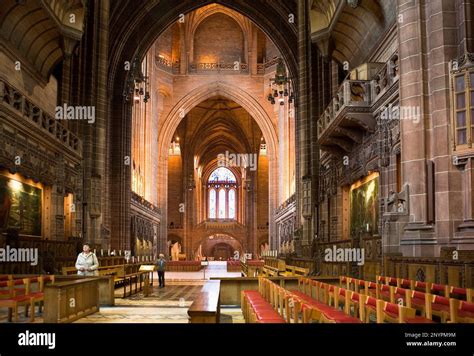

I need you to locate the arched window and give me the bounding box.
[207,167,238,219]
[209,167,236,182]
[228,189,236,219]
[209,189,216,218]
[218,189,226,218]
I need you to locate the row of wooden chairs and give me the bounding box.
[299,277,436,323]
[341,275,473,302]
[337,276,474,323]
[241,278,286,323]
[0,275,55,322]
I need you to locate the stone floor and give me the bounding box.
[0,262,244,324]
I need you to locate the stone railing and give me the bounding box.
[0,78,82,156]
[275,194,296,216]
[317,54,399,140]
[317,79,371,139]
[371,53,399,103]
[198,219,245,230]
[131,191,162,216]
[189,62,249,74]
[156,56,179,74]
[264,57,280,69]
[168,224,183,229]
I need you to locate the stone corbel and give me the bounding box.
[383,183,409,221]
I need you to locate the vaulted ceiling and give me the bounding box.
[311,0,396,66]
[0,0,85,80]
[173,96,263,174]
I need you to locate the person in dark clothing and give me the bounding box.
[156,254,166,288]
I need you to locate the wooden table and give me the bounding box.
[44,278,99,323]
[187,280,221,323]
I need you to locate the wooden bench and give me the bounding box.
[280,265,309,277]
[262,266,280,277]
[188,280,221,323]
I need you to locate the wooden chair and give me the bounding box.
[363,295,378,323]
[0,280,34,322]
[397,278,414,290]
[376,300,435,324]
[430,283,449,297]
[449,286,473,303]
[346,290,362,319]
[405,290,429,317]
[449,299,474,323]
[426,294,451,323]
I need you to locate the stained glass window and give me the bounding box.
[209,189,216,218]
[228,189,236,219]
[218,189,226,218]
[209,167,236,182]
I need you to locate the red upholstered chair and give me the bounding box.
[376,283,391,301]
[414,281,430,293]
[386,277,398,286]
[449,286,473,302]
[365,281,377,297]
[426,294,451,323]
[346,291,362,319]
[431,283,449,297]
[390,286,409,304]
[363,295,378,323]
[0,280,33,322]
[405,290,428,317]
[397,278,414,290]
[0,278,26,298]
[449,299,474,323]
[377,300,435,324]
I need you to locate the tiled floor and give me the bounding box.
[0,262,244,323]
[78,262,244,323]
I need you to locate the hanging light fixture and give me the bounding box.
[187,174,196,191]
[124,56,151,104]
[267,58,294,106]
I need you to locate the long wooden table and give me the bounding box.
[187,280,221,323]
[44,278,99,323]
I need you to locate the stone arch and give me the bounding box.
[158,81,277,158]
[108,1,297,95]
[107,1,294,250]
[156,82,278,256]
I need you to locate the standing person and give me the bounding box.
[156,253,166,288]
[75,243,99,276]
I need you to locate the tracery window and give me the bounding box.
[207,167,238,219]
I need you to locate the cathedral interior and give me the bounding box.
[0,0,474,339]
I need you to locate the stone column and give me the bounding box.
[295,0,313,255]
[397,0,434,253]
[398,0,460,256]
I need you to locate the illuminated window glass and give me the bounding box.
[209,167,236,182]
[209,189,216,218]
[218,189,226,218]
[228,189,236,219]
